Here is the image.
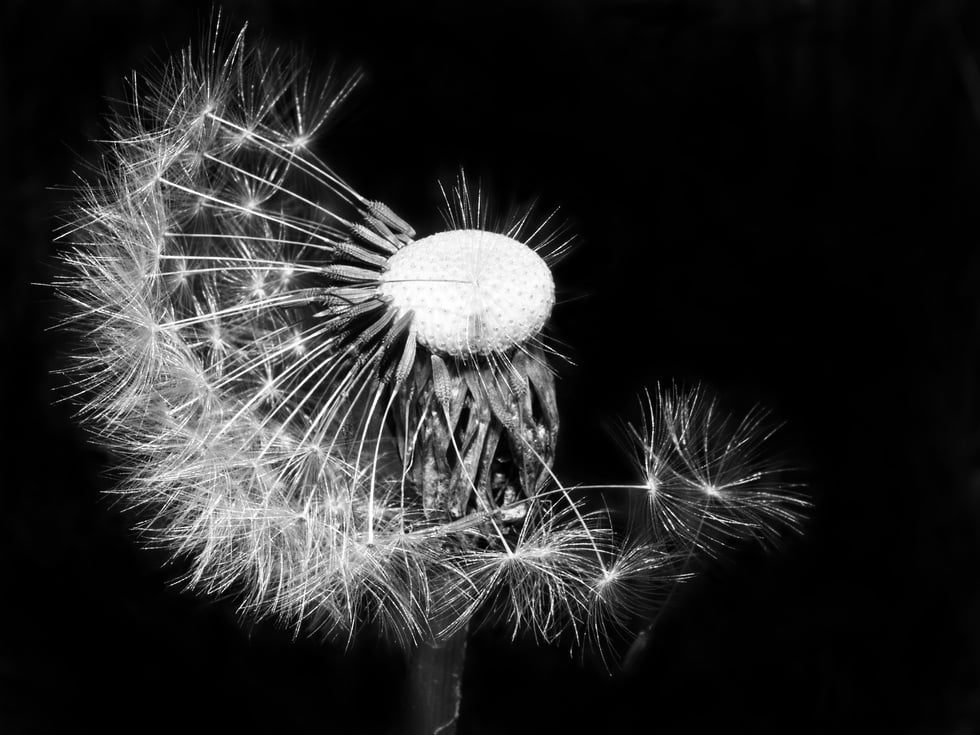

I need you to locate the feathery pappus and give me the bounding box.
[55,20,807,651]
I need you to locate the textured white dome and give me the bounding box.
[379,229,554,357]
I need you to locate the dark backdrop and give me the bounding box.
[3,1,979,733]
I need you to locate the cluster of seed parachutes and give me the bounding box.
[56,24,806,649]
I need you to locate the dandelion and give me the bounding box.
[55,17,806,678]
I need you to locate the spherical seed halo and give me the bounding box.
[379,229,555,357]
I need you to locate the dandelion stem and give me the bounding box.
[406,622,470,735]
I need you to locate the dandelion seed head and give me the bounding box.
[379,229,554,357]
[55,18,806,653]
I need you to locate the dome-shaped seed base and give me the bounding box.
[379,229,555,357]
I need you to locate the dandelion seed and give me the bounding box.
[622,384,808,556]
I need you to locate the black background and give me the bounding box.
[3,0,980,732]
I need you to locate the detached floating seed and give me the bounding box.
[379,229,555,357]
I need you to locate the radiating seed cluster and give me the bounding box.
[55,22,807,652]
